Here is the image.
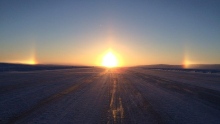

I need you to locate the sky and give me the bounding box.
[0,0,220,66]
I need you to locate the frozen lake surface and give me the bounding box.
[0,67,220,124]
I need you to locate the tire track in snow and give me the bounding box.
[105,71,165,124]
[119,73,166,124]
[107,73,124,124]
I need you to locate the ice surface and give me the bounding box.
[0,67,220,124]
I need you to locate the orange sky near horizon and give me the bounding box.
[1,1,220,66]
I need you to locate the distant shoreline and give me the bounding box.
[0,63,92,72]
[1,63,220,72]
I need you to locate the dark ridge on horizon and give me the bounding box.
[136,64,220,74]
[0,63,92,72]
[1,63,220,72]
[137,64,220,69]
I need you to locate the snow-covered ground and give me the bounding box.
[0,67,220,124]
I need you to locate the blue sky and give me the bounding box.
[0,0,220,66]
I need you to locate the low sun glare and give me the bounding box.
[102,51,118,68]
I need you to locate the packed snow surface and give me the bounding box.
[0,67,220,124]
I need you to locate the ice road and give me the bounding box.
[0,67,220,124]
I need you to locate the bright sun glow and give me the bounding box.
[25,60,36,65]
[102,51,118,67]
[8,59,36,65]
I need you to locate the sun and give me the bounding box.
[102,51,118,68]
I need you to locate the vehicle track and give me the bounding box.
[104,71,167,124]
[119,73,167,124]
[1,68,220,124]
